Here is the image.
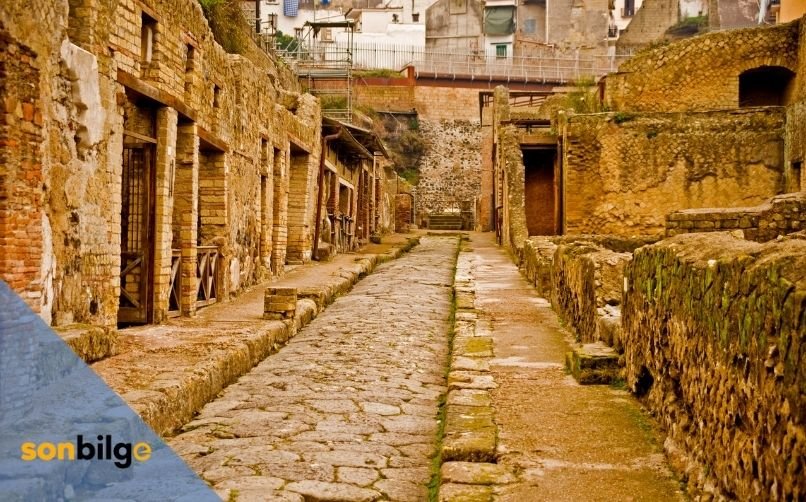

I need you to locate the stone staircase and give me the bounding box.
[429,213,464,230]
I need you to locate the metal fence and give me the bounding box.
[275,41,634,83]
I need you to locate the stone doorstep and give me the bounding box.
[566,342,621,385]
[106,238,420,437]
[439,483,493,502]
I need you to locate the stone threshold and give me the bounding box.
[91,237,420,437]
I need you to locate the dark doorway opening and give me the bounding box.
[523,147,559,236]
[739,66,795,107]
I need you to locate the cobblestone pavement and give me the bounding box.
[170,236,458,501]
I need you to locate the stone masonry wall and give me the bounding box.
[666,191,806,241]
[623,232,805,500]
[606,21,800,112]
[563,108,786,236]
[551,242,632,344]
[414,119,481,220]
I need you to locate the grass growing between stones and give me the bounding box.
[427,237,462,502]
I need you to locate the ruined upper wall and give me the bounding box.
[562,108,786,235]
[615,0,680,50]
[606,21,801,112]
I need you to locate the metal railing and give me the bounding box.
[275,41,633,83]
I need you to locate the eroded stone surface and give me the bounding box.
[170,237,458,500]
[441,462,516,485]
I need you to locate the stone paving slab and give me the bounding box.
[169,236,459,501]
[91,235,420,436]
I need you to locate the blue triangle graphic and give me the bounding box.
[0,280,220,501]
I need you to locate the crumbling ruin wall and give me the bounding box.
[551,242,632,343]
[414,119,481,220]
[606,21,800,112]
[623,232,805,500]
[563,108,785,236]
[522,237,557,298]
[666,191,806,241]
[786,19,806,191]
[500,126,528,259]
[615,0,680,51]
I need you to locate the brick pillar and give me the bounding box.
[174,121,198,316]
[271,146,287,273]
[286,148,313,264]
[151,107,178,323]
[259,139,273,274]
[0,38,45,315]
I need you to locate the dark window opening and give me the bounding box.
[213,85,221,108]
[738,66,795,107]
[185,44,195,73]
[141,13,157,65]
[792,161,802,192]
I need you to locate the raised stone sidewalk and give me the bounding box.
[91,234,420,437]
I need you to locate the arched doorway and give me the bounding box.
[738,66,795,107]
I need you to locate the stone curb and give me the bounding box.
[439,240,509,502]
[128,237,421,436]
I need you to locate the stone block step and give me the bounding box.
[566,342,621,384]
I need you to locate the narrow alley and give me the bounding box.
[170,237,459,501]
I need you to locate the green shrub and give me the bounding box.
[197,0,248,54]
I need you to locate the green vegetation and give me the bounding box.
[666,15,708,37]
[562,77,604,114]
[427,238,462,501]
[197,0,247,54]
[613,111,636,124]
[319,95,348,110]
[362,105,425,185]
[354,69,407,79]
[274,30,303,53]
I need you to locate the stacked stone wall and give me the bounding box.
[623,232,805,500]
[666,191,806,241]
[415,119,482,220]
[551,242,632,343]
[563,108,786,236]
[606,21,800,112]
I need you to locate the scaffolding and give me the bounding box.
[278,20,356,123]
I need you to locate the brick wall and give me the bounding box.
[0,28,45,314]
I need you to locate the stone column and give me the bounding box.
[174,121,198,316]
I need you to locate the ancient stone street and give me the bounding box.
[170,237,459,501]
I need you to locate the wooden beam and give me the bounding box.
[117,69,197,123]
[197,125,228,153]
